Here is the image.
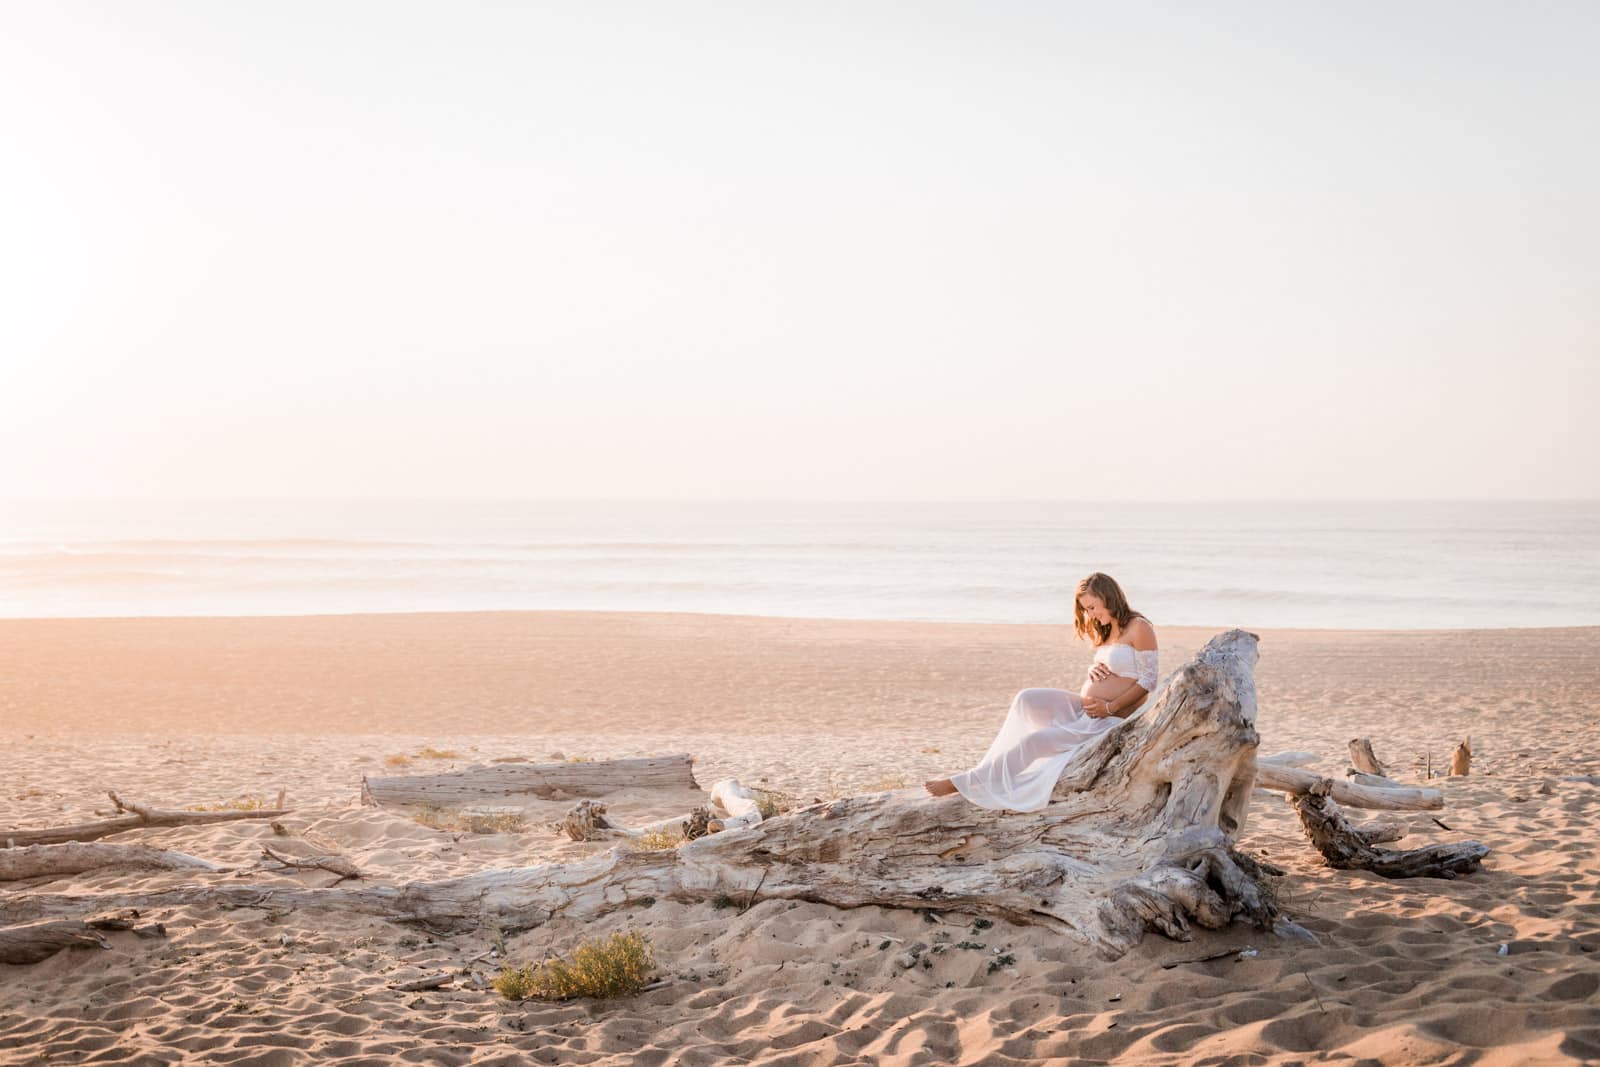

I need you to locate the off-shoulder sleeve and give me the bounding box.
[1134,649,1159,692]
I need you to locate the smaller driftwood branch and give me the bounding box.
[0,843,226,883]
[1258,751,1320,768]
[1,793,291,848]
[260,845,362,882]
[1255,764,1443,810]
[1290,781,1487,878]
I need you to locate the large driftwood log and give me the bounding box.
[361,755,700,807]
[1,631,1278,960]
[0,843,225,882]
[1,793,290,848]
[1289,781,1487,878]
[1255,764,1443,810]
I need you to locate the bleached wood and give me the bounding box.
[1258,751,1319,768]
[1347,770,1405,789]
[1255,764,1444,810]
[1348,739,1389,777]
[0,843,225,882]
[0,631,1281,961]
[707,779,764,832]
[1450,737,1472,776]
[361,755,699,807]
[1,793,290,848]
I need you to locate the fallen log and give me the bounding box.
[361,755,700,807]
[1348,739,1389,777]
[0,631,1279,960]
[0,910,166,966]
[1289,781,1487,878]
[1258,751,1320,768]
[1255,764,1443,810]
[0,843,225,883]
[1,793,291,848]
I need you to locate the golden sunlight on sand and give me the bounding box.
[2,612,1598,1065]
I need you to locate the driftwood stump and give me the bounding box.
[1348,738,1389,777]
[0,630,1278,960]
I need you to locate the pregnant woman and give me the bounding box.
[924,572,1159,811]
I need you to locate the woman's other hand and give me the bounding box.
[1087,664,1112,682]
[1082,697,1111,718]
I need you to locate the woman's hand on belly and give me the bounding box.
[1080,676,1137,705]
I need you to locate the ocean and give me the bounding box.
[1,499,1596,630]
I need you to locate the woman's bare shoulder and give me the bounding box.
[1125,616,1158,650]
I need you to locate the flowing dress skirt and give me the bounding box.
[950,688,1126,812]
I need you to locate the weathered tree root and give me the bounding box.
[1289,781,1488,878]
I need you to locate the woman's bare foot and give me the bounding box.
[923,777,958,797]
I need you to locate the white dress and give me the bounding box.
[950,642,1159,812]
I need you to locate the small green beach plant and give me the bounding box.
[494,930,655,1001]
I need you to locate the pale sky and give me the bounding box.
[2,2,1595,501]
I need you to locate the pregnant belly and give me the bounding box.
[1080,675,1138,704]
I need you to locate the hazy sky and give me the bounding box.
[3,2,1595,501]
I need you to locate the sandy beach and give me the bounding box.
[2,610,1598,1065]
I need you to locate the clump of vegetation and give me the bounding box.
[862,776,908,793]
[410,806,526,834]
[415,746,460,760]
[987,953,1016,974]
[196,795,271,812]
[919,746,941,754]
[494,930,655,1001]
[383,754,413,768]
[752,788,797,819]
[566,754,594,764]
[631,828,683,851]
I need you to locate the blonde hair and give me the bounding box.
[1073,572,1140,647]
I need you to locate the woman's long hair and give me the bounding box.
[1073,572,1139,647]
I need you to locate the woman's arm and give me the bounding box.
[1110,619,1159,717]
